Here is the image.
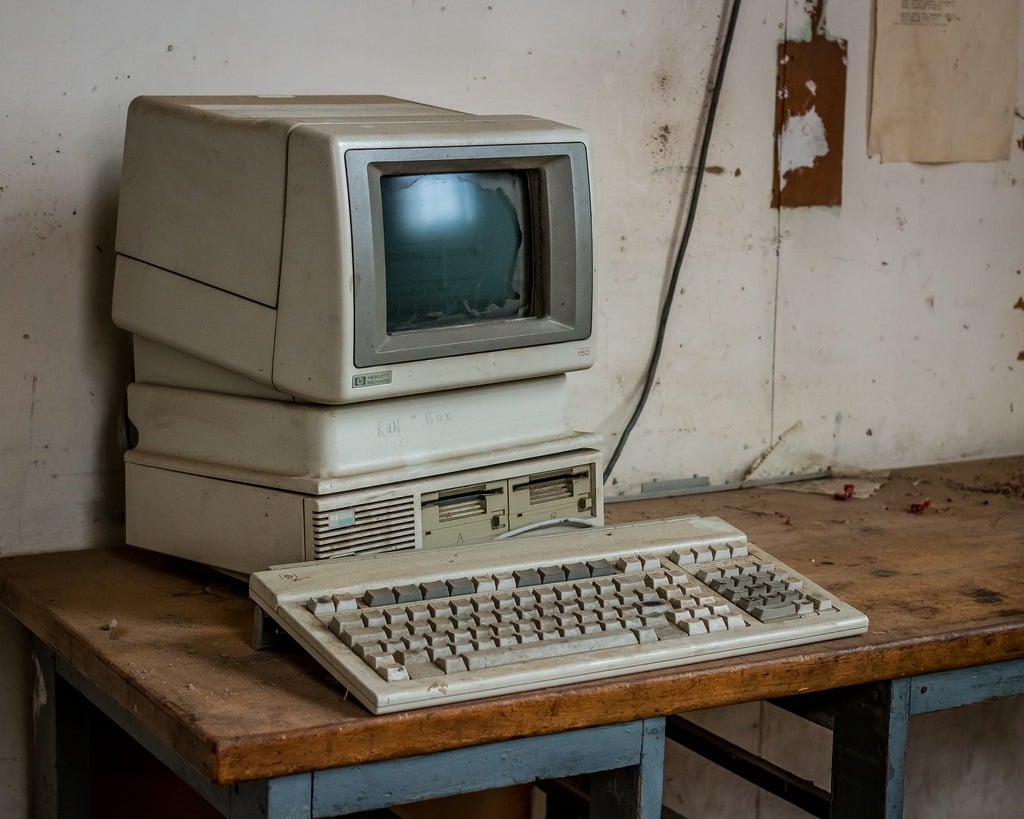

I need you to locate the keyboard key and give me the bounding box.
[473,575,497,593]
[329,613,358,636]
[361,611,386,627]
[446,577,475,596]
[332,592,358,611]
[306,595,335,617]
[725,614,747,629]
[394,584,421,603]
[436,655,468,673]
[614,574,645,592]
[616,556,643,573]
[450,599,473,616]
[514,568,543,587]
[533,587,556,604]
[383,607,408,625]
[427,601,450,618]
[339,625,383,647]
[354,642,384,661]
[406,604,430,622]
[420,580,448,600]
[705,617,727,632]
[363,587,395,607]
[539,566,566,583]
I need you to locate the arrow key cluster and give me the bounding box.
[695,560,832,622]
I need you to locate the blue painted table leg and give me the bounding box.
[588,718,666,819]
[830,679,911,819]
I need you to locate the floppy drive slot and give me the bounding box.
[421,482,508,548]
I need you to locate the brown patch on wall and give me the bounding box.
[772,1,847,208]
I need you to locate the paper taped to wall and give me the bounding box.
[868,0,1019,163]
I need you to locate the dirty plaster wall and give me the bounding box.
[597,0,1024,496]
[770,0,1024,476]
[0,0,1022,816]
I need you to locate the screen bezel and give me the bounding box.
[346,143,592,368]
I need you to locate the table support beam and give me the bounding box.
[311,719,664,818]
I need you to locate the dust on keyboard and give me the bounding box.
[250,516,867,713]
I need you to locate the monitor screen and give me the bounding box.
[380,170,533,333]
[346,142,592,375]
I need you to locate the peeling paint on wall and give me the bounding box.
[778,108,829,187]
[772,0,847,207]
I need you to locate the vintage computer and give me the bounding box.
[112,95,603,576]
[111,95,867,712]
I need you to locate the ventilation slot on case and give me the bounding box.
[308,496,417,560]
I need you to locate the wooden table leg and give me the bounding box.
[32,639,95,819]
[830,679,911,819]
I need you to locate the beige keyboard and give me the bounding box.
[250,516,868,714]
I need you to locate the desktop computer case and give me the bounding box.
[123,377,603,576]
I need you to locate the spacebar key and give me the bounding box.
[463,630,639,671]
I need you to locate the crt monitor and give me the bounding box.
[112,96,595,404]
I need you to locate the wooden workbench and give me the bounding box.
[2,457,1023,817]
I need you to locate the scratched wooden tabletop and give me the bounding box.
[2,457,1022,784]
